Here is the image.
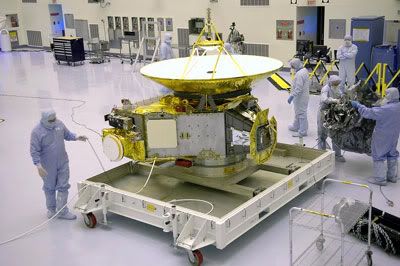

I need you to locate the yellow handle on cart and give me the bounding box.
[304,209,335,218]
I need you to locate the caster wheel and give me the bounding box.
[187,250,203,266]
[121,61,124,64]
[83,212,97,228]
[316,236,325,251]
[366,250,373,266]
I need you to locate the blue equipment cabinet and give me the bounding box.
[372,45,398,77]
[351,16,385,78]
[398,30,400,72]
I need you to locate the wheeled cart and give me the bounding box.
[74,143,334,265]
[119,38,136,65]
[53,37,85,66]
[289,179,373,266]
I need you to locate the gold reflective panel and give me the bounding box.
[133,95,195,115]
[250,109,278,164]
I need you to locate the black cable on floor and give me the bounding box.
[0,94,101,137]
[379,185,394,207]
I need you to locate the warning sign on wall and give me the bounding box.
[276,20,294,40]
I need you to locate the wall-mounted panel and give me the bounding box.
[240,0,269,6]
[329,19,346,39]
[27,30,42,46]
[74,19,90,41]
[89,24,99,39]
[244,43,269,57]
[64,14,75,29]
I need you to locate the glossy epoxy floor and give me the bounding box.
[0,51,399,266]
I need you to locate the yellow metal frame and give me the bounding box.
[359,62,400,97]
[180,17,246,80]
[319,60,338,85]
[309,60,322,80]
[362,63,382,94]
[386,68,400,90]
[355,62,364,77]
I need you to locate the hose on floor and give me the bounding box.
[0,184,88,246]
[0,94,104,246]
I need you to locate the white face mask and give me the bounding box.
[345,40,352,47]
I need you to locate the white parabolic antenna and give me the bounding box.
[140,55,283,95]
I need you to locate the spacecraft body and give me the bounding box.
[103,54,283,170]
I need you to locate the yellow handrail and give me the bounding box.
[309,60,322,80]
[386,68,400,89]
[381,64,387,96]
[363,63,381,93]
[355,62,365,77]
[320,60,338,85]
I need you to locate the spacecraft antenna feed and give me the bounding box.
[141,8,282,95]
[103,134,124,162]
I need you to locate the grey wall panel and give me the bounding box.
[165,18,173,32]
[244,43,269,57]
[89,24,99,39]
[240,0,269,6]
[74,19,90,41]
[329,19,346,39]
[26,30,42,46]
[64,14,74,29]
[177,28,189,58]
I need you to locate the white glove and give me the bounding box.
[77,135,88,141]
[332,99,340,104]
[37,164,48,178]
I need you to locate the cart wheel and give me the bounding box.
[316,236,325,251]
[366,250,373,266]
[187,250,203,266]
[121,61,124,64]
[83,212,97,228]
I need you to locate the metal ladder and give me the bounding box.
[133,21,161,72]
